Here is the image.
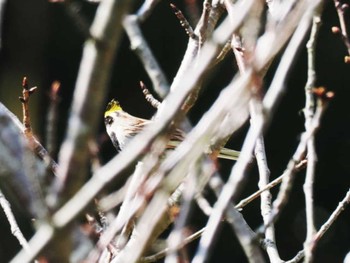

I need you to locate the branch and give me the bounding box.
[123,15,169,99]
[45,81,61,157]
[170,3,197,40]
[303,6,323,262]
[333,0,350,57]
[136,0,162,22]
[235,159,307,210]
[0,191,30,253]
[139,81,161,109]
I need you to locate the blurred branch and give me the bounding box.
[123,15,169,98]
[164,164,198,262]
[208,172,265,263]
[12,0,133,261]
[46,81,61,157]
[137,0,162,22]
[48,0,132,206]
[141,228,205,263]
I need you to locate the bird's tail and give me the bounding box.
[218,147,240,160]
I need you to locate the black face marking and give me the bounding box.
[105,116,114,126]
[110,132,121,151]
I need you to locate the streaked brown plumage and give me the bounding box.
[104,99,240,160]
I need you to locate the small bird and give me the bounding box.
[104,99,240,160]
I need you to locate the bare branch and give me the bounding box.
[0,191,30,253]
[303,6,323,262]
[333,0,350,56]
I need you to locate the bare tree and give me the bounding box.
[0,0,349,262]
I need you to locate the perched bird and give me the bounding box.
[104,99,240,160]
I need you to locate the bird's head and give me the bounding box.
[104,99,122,118]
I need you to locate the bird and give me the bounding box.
[104,99,240,160]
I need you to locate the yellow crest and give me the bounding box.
[105,99,122,117]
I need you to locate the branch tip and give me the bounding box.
[341,3,349,11]
[22,77,28,90]
[344,55,350,63]
[169,3,197,40]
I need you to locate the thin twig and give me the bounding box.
[140,228,205,263]
[46,81,60,157]
[197,0,212,48]
[255,135,281,262]
[170,3,197,40]
[333,0,350,56]
[18,77,58,176]
[235,159,307,210]
[215,39,232,65]
[19,77,37,138]
[0,191,31,253]
[139,81,161,109]
[303,8,323,262]
[287,186,350,263]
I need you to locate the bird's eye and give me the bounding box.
[105,116,114,125]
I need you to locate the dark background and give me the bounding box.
[0,0,349,262]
